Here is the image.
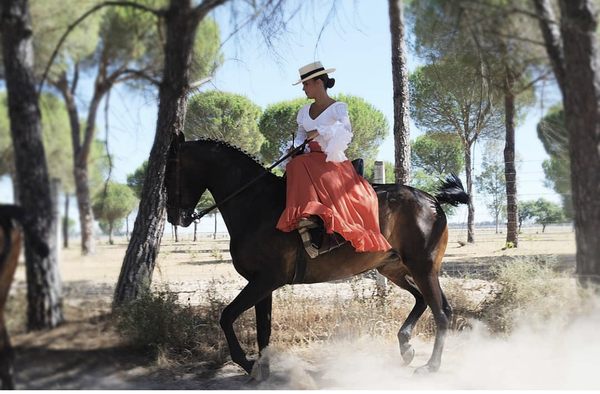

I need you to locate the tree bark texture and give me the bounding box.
[1,0,64,329]
[557,0,600,286]
[533,0,566,93]
[388,0,411,184]
[113,0,207,305]
[504,66,519,247]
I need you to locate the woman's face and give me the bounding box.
[302,78,322,99]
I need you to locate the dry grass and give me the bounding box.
[114,254,596,371]
[479,256,596,333]
[9,226,583,374]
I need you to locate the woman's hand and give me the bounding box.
[307,130,319,140]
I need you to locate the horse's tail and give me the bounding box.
[0,205,50,266]
[434,174,469,207]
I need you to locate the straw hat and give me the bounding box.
[292,61,336,85]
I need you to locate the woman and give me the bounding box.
[276,61,391,258]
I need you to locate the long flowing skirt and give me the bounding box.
[276,146,391,253]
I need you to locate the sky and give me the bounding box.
[0,0,563,226]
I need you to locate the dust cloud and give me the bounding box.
[257,303,600,390]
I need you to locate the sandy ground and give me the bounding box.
[7,225,582,389]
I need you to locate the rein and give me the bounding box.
[189,139,310,221]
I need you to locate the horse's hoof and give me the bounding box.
[401,346,415,365]
[250,358,270,381]
[414,363,439,375]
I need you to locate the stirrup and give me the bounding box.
[297,218,347,259]
[298,219,319,258]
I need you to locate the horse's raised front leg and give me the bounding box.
[219,279,274,376]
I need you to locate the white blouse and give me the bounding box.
[288,101,353,163]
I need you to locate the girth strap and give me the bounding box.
[290,245,307,284]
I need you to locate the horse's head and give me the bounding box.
[165,132,207,227]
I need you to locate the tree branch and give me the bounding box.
[71,62,79,95]
[116,68,161,86]
[37,1,164,95]
[193,0,230,23]
[461,0,558,24]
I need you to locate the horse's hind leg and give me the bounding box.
[377,265,426,366]
[397,285,427,365]
[219,279,275,377]
[411,273,449,374]
[441,287,452,321]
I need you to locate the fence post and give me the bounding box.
[373,161,388,293]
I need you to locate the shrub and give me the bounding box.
[115,287,203,353]
[480,256,589,333]
[115,282,256,367]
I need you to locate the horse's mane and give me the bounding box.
[191,138,282,179]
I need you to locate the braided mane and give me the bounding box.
[192,137,272,171]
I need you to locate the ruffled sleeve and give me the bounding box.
[315,103,353,162]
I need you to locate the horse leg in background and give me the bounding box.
[377,265,427,366]
[411,272,449,374]
[0,323,14,390]
[253,295,273,380]
[440,287,453,322]
[0,224,20,389]
[220,279,276,379]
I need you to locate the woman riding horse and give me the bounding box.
[276,61,391,258]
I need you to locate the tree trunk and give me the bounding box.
[1,0,64,329]
[213,213,217,240]
[504,67,519,247]
[74,166,95,254]
[174,225,179,242]
[388,0,411,184]
[518,218,522,233]
[495,213,499,234]
[54,73,96,255]
[465,146,475,243]
[63,193,69,248]
[558,0,600,287]
[113,0,207,306]
[108,222,114,245]
[193,221,197,242]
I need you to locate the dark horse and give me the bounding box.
[165,134,469,377]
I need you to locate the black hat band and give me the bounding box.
[300,67,325,80]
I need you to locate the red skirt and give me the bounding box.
[276,142,391,253]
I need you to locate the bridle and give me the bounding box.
[166,141,193,218]
[167,138,311,222]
